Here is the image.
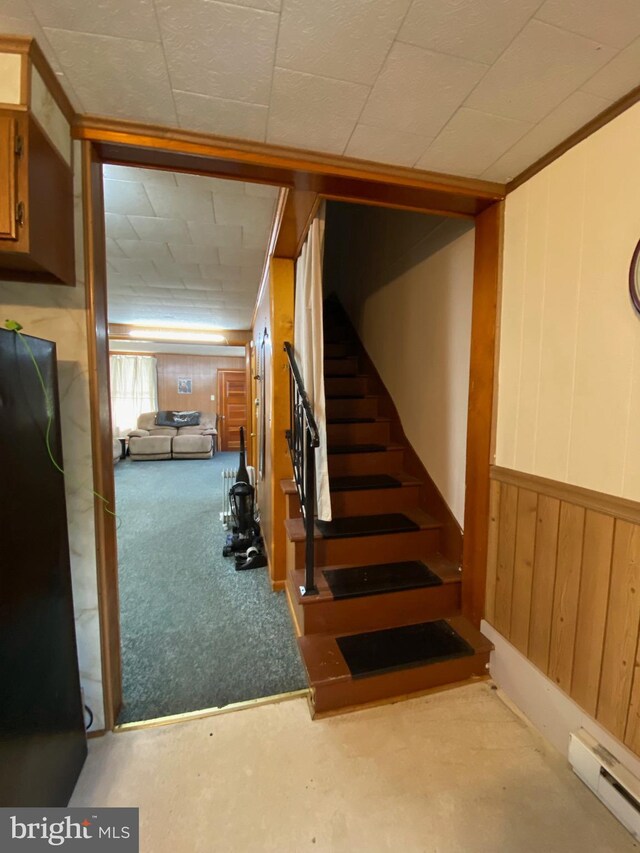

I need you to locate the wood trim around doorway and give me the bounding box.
[84,130,504,728]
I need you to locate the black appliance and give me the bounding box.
[0,327,87,806]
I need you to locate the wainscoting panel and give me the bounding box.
[487,466,640,755]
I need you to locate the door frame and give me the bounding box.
[217,368,248,452]
[80,126,503,730]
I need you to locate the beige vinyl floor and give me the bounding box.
[71,682,638,853]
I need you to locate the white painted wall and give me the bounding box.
[0,141,105,730]
[326,204,475,526]
[496,100,640,500]
[0,52,22,105]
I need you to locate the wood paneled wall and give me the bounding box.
[487,465,640,755]
[156,353,244,417]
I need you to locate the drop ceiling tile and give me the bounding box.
[175,174,245,194]
[242,229,271,249]
[267,68,369,152]
[152,261,202,282]
[44,29,177,124]
[582,35,640,100]
[187,222,243,247]
[360,42,487,137]
[199,264,243,282]
[145,184,215,220]
[103,165,178,186]
[345,124,432,167]
[213,194,275,229]
[104,180,155,216]
[116,239,174,261]
[128,215,191,243]
[464,20,616,122]
[245,183,280,199]
[169,243,220,265]
[416,108,532,177]
[108,257,161,278]
[398,0,542,64]
[218,247,266,266]
[0,12,64,74]
[156,0,278,104]
[174,90,268,140]
[105,213,139,240]
[535,0,640,49]
[481,89,611,181]
[276,0,411,85]
[106,237,125,257]
[29,0,161,42]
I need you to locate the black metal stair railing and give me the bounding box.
[284,341,320,596]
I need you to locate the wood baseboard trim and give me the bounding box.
[87,728,107,739]
[491,465,640,526]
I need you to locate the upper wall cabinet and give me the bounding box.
[0,38,75,287]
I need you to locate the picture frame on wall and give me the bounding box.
[177,377,192,394]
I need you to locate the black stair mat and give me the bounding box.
[330,474,402,491]
[323,561,442,600]
[316,513,419,539]
[327,417,376,424]
[328,444,386,454]
[337,620,474,680]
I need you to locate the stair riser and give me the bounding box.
[330,484,421,516]
[324,357,359,376]
[324,343,350,358]
[289,579,461,635]
[292,528,441,569]
[309,653,490,715]
[326,398,378,420]
[325,377,368,397]
[324,327,350,344]
[329,449,404,476]
[327,421,390,445]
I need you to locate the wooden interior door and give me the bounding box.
[217,369,247,452]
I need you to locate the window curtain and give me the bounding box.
[294,203,331,521]
[110,355,158,437]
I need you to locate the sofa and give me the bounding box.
[128,411,216,461]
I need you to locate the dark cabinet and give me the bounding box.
[0,109,75,286]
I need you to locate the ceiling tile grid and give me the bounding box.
[102,165,278,328]
[2,0,640,181]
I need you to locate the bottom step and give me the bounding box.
[298,616,492,715]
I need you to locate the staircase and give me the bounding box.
[283,298,492,717]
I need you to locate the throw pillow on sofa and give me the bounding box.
[156,410,201,427]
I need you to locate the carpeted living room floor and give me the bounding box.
[114,452,307,723]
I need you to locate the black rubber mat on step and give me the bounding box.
[330,474,402,491]
[316,513,419,539]
[327,418,376,424]
[328,444,386,454]
[323,561,442,600]
[337,620,474,679]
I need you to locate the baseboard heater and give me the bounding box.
[220,466,255,527]
[569,729,640,840]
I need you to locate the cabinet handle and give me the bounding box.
[15,202,24,228]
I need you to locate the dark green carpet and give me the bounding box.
[114,452,306,723]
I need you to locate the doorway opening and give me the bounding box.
[102,163,305,724]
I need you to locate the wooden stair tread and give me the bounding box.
[285,508,441,542]
[291,553,462,596]
[298,616,491,687]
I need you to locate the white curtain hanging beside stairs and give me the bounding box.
[294,202,332,522]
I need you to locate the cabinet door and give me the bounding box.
[0,115,19,241]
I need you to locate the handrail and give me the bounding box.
[284,341,319,596]
[283,342,320,447]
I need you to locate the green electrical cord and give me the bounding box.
[5,319,119,524]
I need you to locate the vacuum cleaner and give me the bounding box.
[223,427,268,571]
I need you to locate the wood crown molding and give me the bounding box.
[108,323,251,345]
[508,82,640,193]
[491,465,640,526]
[0,35,76,124]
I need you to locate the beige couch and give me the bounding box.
[128,411,216,461]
